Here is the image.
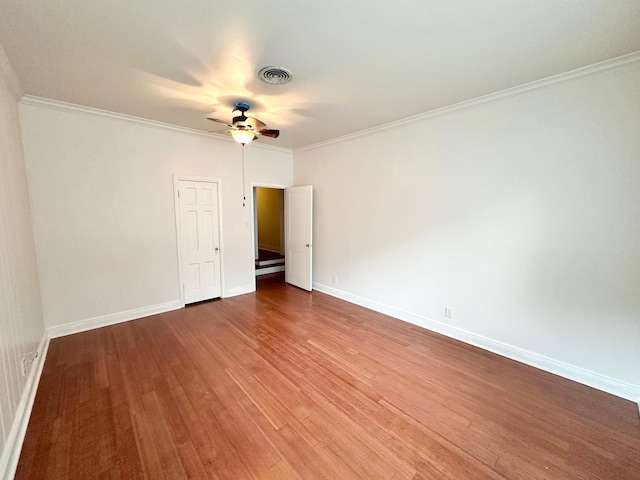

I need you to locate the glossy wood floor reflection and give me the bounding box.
[17,274,640,479]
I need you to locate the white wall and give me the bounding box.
[294,62,640,399]
[19,100,292,331]
[0,47,46,477]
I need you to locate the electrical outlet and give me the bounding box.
[445,307,453,319]
[331,275,338,285]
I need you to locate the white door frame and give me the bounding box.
[173,175,225,304]
[250,182,289,290]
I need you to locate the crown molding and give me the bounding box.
[294,50,640,154]
[18,95,292,154]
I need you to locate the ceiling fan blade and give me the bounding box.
[258,129,280,138]
[207,117,233,128]
[245,116,266,129]
[206,107,277,141]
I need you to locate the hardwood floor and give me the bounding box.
[17,274,640,479]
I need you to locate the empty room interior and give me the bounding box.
[1,1,640,479]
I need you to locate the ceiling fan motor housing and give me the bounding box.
[232,114,248,126]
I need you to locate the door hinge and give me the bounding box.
[177,190,180,198]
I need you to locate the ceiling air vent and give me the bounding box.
[258,66,293,85]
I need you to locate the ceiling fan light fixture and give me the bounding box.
[230,129,256,145]
[258,66,293,85]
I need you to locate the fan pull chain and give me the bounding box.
[242,145,246,207]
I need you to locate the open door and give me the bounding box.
[285,185,313,291]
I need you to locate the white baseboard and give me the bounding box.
[46,300,184,338]
[255,265,285,276]
[313,282,640,403]
[256,258,285,267]
[224,284,255,298]
[1,332,49,480]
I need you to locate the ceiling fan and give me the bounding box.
[207,102,279,145]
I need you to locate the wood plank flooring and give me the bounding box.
[16,274,640,479]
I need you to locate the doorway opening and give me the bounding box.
[253,186,285,288]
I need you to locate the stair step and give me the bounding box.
[256,258,285,267]
[255,265,285,276]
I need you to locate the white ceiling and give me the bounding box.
[1,0,640,149]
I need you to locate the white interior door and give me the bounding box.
[178,180,222,303]
[285,185,313,291]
